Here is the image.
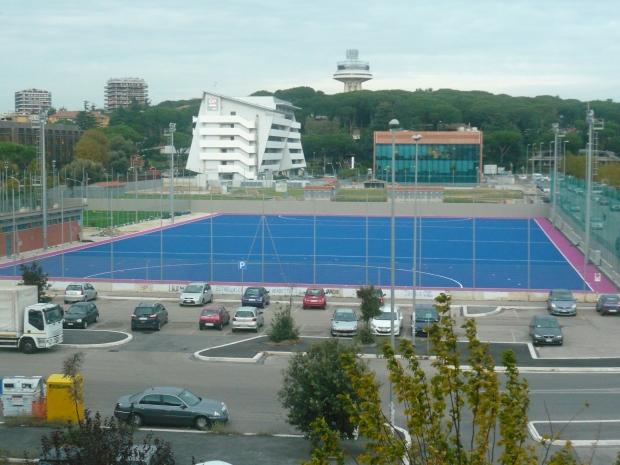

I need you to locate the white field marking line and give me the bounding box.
[463,306,502,317]
[513,309,519,318]
[192,334,266,359]
[534,218,593,291]
[528,419,620,447]
[61,330,133,349]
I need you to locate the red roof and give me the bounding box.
[94,181,125,187]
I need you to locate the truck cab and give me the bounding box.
[20,303,64,353]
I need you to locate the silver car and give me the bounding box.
[331,308,358,337]
[64,282,97,303]
[547,289,577,316]
[179,283,213,306]
[231,306,264,333]
[371,305,404,336]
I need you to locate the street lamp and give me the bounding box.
[388,118,399,432]
[411,134,422,347]
[3,160,8,213]
[9,176,23,270]
[563,140,569,178]
[526,144,530,178]
[538,142,544,175]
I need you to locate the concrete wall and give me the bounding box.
[87,198,550,218]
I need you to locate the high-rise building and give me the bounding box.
[333,49,372,92]
[186,92,307,183]
[15,89,52,114]
[104,78,148,111]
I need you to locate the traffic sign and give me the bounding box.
[594,273,601,282]
[238,261,246,270]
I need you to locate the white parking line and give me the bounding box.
[528,419,620,446]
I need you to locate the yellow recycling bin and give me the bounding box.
[46,374,84,423]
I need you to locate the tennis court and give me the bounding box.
[0,214,590,290]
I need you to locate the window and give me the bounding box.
[163,395,185,407]
[220,149,228,153]
[221,161,228,165]
[28,310,44,331]
[230,111,236,116]
[230,137,234,140]
[139,395,162,405]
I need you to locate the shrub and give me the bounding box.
[268,305,300,343]
[355,325,375,345]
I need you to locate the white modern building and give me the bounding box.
[15,88,52,114]
[333,49,372,92]
[186,92,306,184]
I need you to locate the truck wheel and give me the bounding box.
[19,338,37,354]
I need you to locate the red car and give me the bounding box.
[303,288,327,310]
[199,305,230,330]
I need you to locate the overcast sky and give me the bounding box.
[1,0,619,113]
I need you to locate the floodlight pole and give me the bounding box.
[166,123,176,223]
[411,135,422,345]
[551,124,559,226]
[388,118,399,433]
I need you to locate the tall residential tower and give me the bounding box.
[15,89,52,114]
[333,49,372,92]
[104,78,148,111]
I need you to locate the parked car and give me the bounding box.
[590,217,604,230]
[361,288,385,305]
[131,302,169,331]
[63,302,99,329]
[529,315,563,345]
[302,288,326,309]
[569,204,581,212]
[610,204,620,212]
[199,305,230,330]
[331,308,358,337]
[231,306,264,333]
[180,283,213,306]
[64,283,97,303]
[412,304,440,336]
[547,289,577,316]
[114,386,228,430]
[599,198,611,206]
[596,294,620,315]
[370,305,404,336]
[241,287,270,308]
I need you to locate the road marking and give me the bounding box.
[528,419,620,447]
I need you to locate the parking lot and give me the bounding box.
[51,292,620,360]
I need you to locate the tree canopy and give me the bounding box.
[74,129,110,166]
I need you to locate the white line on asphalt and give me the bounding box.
[528,419,620,447]
[527,342,538,359]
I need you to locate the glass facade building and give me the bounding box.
[373,131,483,185]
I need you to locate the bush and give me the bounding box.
[355,325,375,345]
[19,261,51,302]
[278,339,367,443]
[268,306,300,343]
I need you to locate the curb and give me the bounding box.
[61,330,133,349]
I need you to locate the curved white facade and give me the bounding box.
[187,92,306,183]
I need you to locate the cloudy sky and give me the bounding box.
[1,0,619,113]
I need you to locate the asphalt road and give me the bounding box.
[2,293,620,464]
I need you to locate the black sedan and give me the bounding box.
[529,315,563,346]
[63,302,99,329]
[114,386,229,430]
[596,294,620,316]
[241,287,270,308]
[413,305,440,336]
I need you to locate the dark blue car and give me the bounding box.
[241,287,270,308]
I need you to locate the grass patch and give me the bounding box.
[207,422,239,435]
[334,189,387,202]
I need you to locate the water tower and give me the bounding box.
[333,49,372,92]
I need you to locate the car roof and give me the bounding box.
[67,282,85,286]
[202,305,223,310]
[601,294,619,298]
[533,314,556,321]
[236,306,257,312]
[142,386,184,395]
[415,304,436,310]
[550,288,571,293]
[306,287,324,291]
[186,282,207,286]
[334,308,354,313]
[69,302,91,307]
[136,301,160,308]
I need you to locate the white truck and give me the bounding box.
[0,286,64,354]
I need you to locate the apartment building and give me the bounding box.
[15,89,52,114]
[104,78,148,111]
[186,92,306,183]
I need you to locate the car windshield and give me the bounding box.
[66,285,82,291]
[245,288,261,295]
[67,306,88,315]
[416,309,439,321]
[535,319,559,328]
[183,285,203,293]
[552,291,573,300]
[334,311,355,321]
[178,390,200,406]
[604,297,619,303]
[201,309,218,316]
[306,289,323,296]
[44,307,64,324]
[375,312,398,321]
[236,310,254,318]
[134,307,154,316]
